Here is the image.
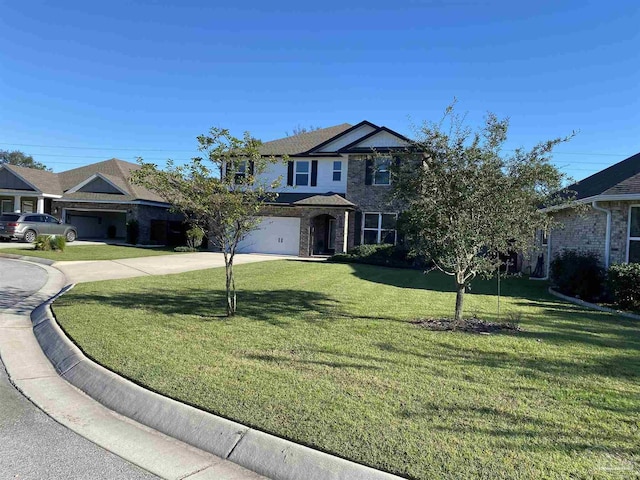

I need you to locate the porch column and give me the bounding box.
[37,196,45,213]
[13,195,21,213]
[342,211,349,254]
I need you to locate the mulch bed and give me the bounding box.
[412,317,522,334]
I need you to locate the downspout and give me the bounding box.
[592,201,611,269]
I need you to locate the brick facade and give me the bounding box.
[547,201,634,270]
[344,155,405,250]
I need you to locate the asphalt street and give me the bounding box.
[0,258,158,480]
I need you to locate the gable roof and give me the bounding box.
[259,124,353,156]
[338,126,412,153]
[59,158,166,203]
[568,151,640,200]
[1,164,62,195]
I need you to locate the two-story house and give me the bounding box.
[235,121,411,256]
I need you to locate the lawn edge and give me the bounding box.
[548,287,640,321]
[33,285,405,480]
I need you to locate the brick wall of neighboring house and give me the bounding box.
[259,205,350,256]
[129,204,183,244]
[345,154,403,250]
[548,201,632,268]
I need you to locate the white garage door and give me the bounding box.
[237,217,300,255]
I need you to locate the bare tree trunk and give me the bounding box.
[224,254,236,316]
[454,282,465,326]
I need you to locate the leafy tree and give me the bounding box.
[132,128,281,316]
[392,103,575,324]
[286,124,321,136]
[0,150,50,170]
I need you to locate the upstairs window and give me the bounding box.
[295,161,309,186]
[333,161,342,181]
[628,206,640,263]
[234,161,247,183]
[362,212,397,245]
[373,157,391,185]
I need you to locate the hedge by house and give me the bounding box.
[549,250,606,302]
[330,244,427,269]
[608,263,640,312]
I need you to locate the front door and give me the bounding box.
[328,219,336,250]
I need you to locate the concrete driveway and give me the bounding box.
[53,252,296,283]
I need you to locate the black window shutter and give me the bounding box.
[354,211,363,246]
[249,160,255,176]
[311,160,318,186]
[394,156,401,167]
[365,159,373,185]
[287,161,294,186]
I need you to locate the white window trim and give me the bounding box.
[362,212,398,245]
[332,161,342,182]
[372,156,392,186]
[626,204,640,263]
[295,160,310,186]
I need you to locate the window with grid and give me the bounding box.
[373,157,391,185]
[332,161,342,181]
[295,161,309,186]
[362,213,397,244]
[234,161,247,183]
[628,206,640,263]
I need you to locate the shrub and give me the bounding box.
[126,220,139,245]
[34,235,52,251]
[608,263,640,312]
[186,226,204,249]
[174,246,199,252]
[34,235,66,252]
[330,243,427,269]
[550,250,605,301]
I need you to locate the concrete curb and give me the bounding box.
[36,286,403,480]
[0,252,56,265]
[548,287,640,320]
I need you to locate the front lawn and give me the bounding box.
[54,261,640,479]
[1,245,180,261]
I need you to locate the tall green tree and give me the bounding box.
[392,103,575,324]
[132,128,281,316]
[0,150,50,170]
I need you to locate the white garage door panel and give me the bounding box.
[237,217,300,255]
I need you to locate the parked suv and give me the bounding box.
[0,213,77,243]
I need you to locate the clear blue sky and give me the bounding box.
[1,0,638,182]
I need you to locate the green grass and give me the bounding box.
[0,244,181,261]
[53,261,640,479]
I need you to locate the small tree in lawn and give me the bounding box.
[393,103,575,325]
[132,128,280,316]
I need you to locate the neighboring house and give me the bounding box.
[537,150,640,276]
[234,121,411,256]
[0,159,182,244]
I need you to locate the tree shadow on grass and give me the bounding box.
[346,263,551,300]
[57,287,346,327]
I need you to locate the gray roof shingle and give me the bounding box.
[258,124,352,156]
[569,151,640,199]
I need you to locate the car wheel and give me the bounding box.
[66,230,77,242]
[24,230,37,243]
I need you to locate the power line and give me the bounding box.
[0,141,633,158]
[0,142,196,153]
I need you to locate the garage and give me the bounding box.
[64,210,127,240]
[236,217,300,255]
